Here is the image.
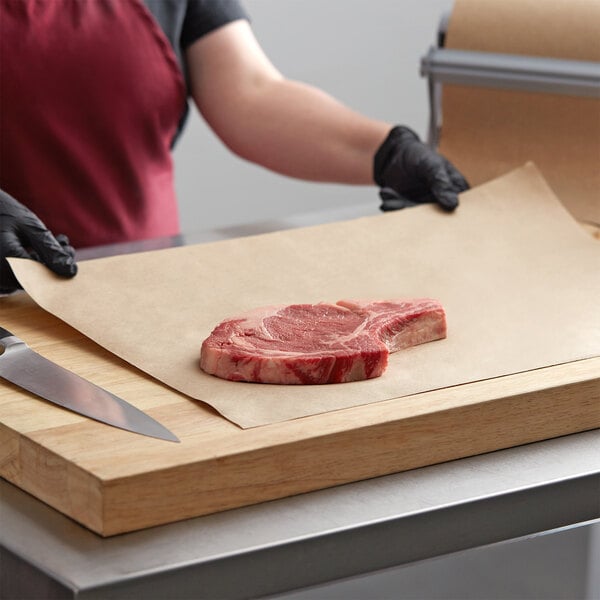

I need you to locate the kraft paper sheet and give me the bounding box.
[8,164,600,428]
[439,0,600,226]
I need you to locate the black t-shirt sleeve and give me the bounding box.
[181,0,249,49]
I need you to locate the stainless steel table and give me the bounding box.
[2,204,599,599]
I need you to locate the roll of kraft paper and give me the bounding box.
[438,0,600,227]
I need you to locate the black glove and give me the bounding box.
[0,189,77,294]
[374,126,469,212]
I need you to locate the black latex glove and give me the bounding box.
[0,188,77,294]
[374,126,469,212]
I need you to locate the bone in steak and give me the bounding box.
[200,298,446,385]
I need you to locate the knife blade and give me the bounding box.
[0,326,179,442]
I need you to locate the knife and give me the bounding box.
[0,327,179,442]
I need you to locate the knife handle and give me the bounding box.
[0,327,14,340]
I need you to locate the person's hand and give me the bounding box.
[374,126,469,212]
[0,189,77,294]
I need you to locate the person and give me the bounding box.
[0,0,468,294]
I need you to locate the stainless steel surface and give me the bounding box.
[0,330,179,443]
[1,430,599,599]
[75,202,379,261]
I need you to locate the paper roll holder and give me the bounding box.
[420,11,600,147]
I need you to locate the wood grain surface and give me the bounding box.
[1,292,598,536]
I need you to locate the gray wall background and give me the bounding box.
[172,0,454,233]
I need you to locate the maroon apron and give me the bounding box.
[0,0,187,248]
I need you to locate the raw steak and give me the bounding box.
[200,299,447,385]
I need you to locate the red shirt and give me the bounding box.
[1,0,187,248]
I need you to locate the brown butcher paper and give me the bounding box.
[439,0,600,226]
[8,164,600,428]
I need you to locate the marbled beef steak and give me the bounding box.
[200,299,446,384]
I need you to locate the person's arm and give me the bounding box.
[186,20,468,208]
[187,20,388,184]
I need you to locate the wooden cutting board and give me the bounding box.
[1,291,598,537]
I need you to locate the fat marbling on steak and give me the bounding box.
[200,299,447,385]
